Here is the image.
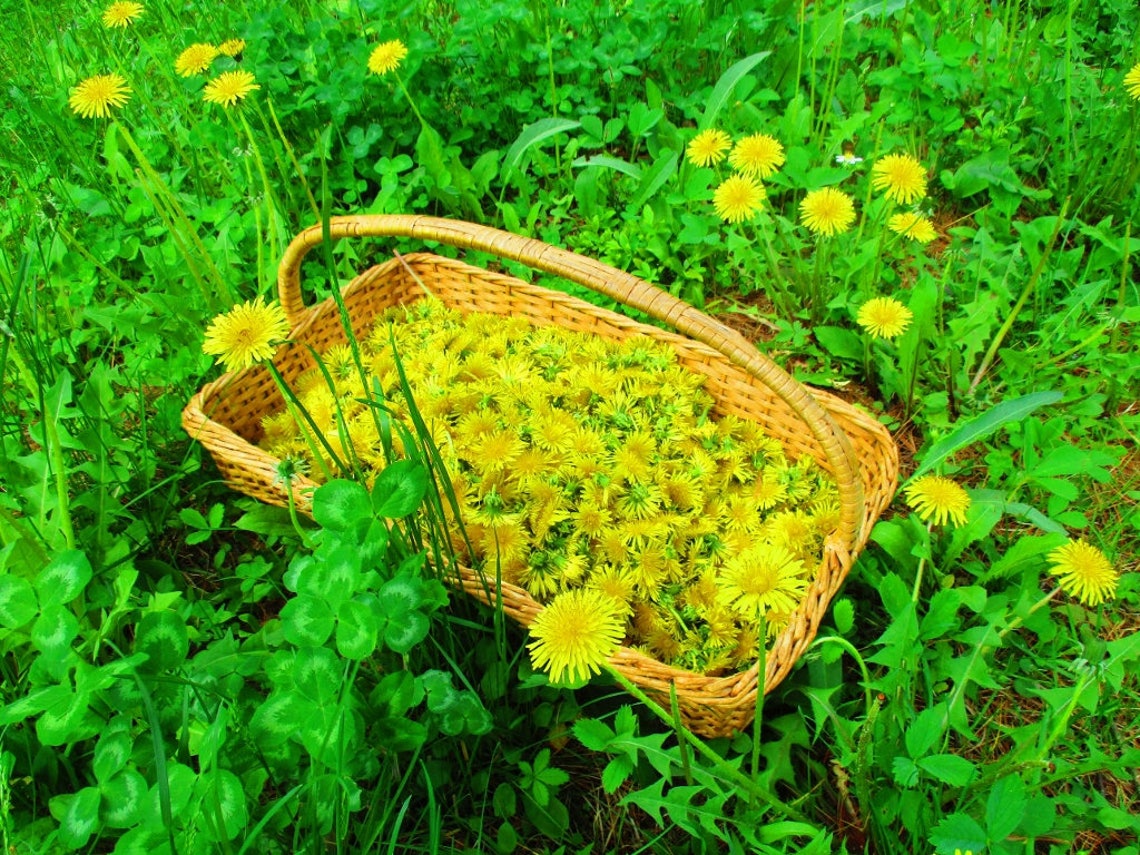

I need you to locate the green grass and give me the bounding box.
[1,0,1138,852]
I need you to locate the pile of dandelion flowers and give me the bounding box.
[686,128,732,168]
[69,74,131,119]
[202,296,290,373]
[368,39,408,75]
[729,134,785,179]
[799,187,856,237]
[1124,62,1140,101]
[102,1,142,28]
[714,174,766,224]
[871,153,927,205]
[175,43,219,77]
[527,588,625,684]
[1047,539,1118,607]
[888,212,937,244]
[903,475,971,527]
[856,296,913,339]
[203,71,260,108]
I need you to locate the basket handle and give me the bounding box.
[278,214,866,549]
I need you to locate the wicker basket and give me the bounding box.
[183,214,899,738]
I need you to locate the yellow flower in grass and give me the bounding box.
[202,296,290,373]
[1124,62,1140,100]
[69,74,131,119]
[719,543,808,617]
[729,133,785,178]
[888,212,937,244]
[904,475,971,527]
[1048,540,1118,606]
[368,40,408,75]
[713,174,766,224]
[203,71,260,107]
[799,187,856,236]
[175,43,219,77]
[527,588,625,684]
[856,296,913,339]
[872,153,928,204]
[686,128,732,167]
[218,38,246,57]
[102,1,143,28]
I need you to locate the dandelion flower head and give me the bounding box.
[799,187,856,236]
[527,588,625,684]
[203,70,260,107]
[218,38,246,57]
[175,43,219,77]
[729,133,785,179]
[872,153,928,204]
[686,128,732,168]
[889,212,937,244]
[1124,62,1140,101]
[69,74,131,119]
[713,174,766,224]
[102,1,143,28]
[856,296,913,339]
[904,475,970,527]
[719,543,808,617]
[368,40,408,75]
[1048,539,1118,607]
[202,296,289,373]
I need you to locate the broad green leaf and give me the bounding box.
[49,786,102,850]
[814,325,863,361]
[370,670,423,716]
[134,611,189,672]
[336,598,379,660]
[31,604,79,663]
[382,610,429,654]
[909,391,1064,481]
[280,595,335,648]
[572,718,615,752]
[198,769,248,841]
[929,811,987,855]
[986,774,1028,842]
[698,52,771,130]
[0,684,70,725]
[38,688,98,747]
[601,756,635,794]
[571,154,643,179]
[920,588,962,640]
[94,730,133,782]
[35,549,93,607]
[250,693,303,747]
[0,574,37,628]
[502,117,581,185]
[297,545,360,609]
[943,488,1005,566]
[627,151,678,212]
[891,756,920,788]
[832,599,855,635]
[918,753,977,787]
[978,533,1067,584]
[291,646,341,706]
[312,479,372,534]
[373,716,428,752]
[101,769,147,828]
[905,703,948,759]
[372,459,428,518]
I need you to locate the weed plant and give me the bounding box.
[0,0,1138,852]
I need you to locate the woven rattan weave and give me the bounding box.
[183,214,899,738]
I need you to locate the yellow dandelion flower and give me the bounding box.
[574,503,613,539]
[719,543,808,617]
[68,74,131,119]
[888,212,937,244]
[218,38,246,57]
[1047,540,1118,607]
[174,43,219,77]
[903,475,971,527]
[751,472,788,510]
[729,133,785,178]
[799,187,856,236]
[713,174,766,224]
[102,1,143,28]
[203,70,260,107]
[368,40,408,75]
[1125,63,1140,100]
[686,128,732,167]
[856,297,913,339]
[587,565,636,612]
[202,296,290,373]
[871,153,928,204]
[527,588,625,684]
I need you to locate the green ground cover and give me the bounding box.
[1,0,1138,851]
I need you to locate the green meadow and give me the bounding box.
[1,0,1138,852]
